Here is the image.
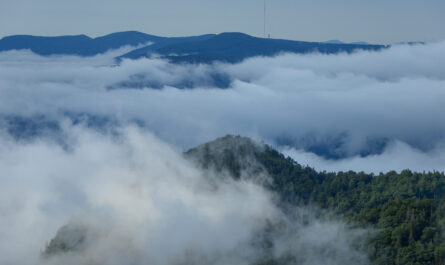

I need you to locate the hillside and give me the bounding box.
[42,135,445,264]
[185,135,445,265]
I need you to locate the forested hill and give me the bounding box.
[185,135,445,265]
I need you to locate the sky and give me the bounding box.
[1,0,445,43]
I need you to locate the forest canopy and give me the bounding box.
[185,135,445,265]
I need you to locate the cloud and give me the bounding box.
[281,140,445,174]
[6,42,443,263]
[0,41,444,173]
[0,125,368,265]
[269,207,370,265]
[0,125,272,264]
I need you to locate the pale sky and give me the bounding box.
[1,0,444,44]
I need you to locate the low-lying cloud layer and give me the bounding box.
[1,42,443,264]
[1,41,444,172]
[0,125,368,265]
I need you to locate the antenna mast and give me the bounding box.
[263,0,266,38]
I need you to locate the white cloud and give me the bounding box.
[0,125,367,265]
[281,140,445,174]
[0,42,444,171]
[0,125,275,264]
[6,43,442,262]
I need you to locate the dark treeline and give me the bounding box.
[186,135,445,265]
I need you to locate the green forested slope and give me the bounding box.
[185,135,445,265]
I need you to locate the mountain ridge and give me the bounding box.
[42,134,445,265]
[0,31,387,64]
[0,31,214,57]
[184,135,445,264]
[121,32,386,63]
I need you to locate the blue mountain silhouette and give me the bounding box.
[0,31,386,63]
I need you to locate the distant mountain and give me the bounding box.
[0,31,387,63]
[324,40,370,45]
[394,41,426,45]
[0,34,93,55]
[350,41,370,45]
[324,40,345,44]
[0,31,214,56]
[122,32,386,63]
[117,34,216,60]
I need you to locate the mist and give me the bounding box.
[1,41,445,173]
[1,39,444,264]
[0,125,368,265]
[0,125,273,264]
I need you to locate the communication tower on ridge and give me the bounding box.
[263,0,270,39]
[264,0,266,38]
